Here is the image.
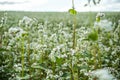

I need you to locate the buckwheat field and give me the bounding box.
[0,11,119,80]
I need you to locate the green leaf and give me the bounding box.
[19,75,31,80]
[0,48,8,52]
[88,30,98,41]
[62,72,71,78]
[82,38,89,41]
[68,9,77,15]
[96,16,100,22]
[83,51,92,58]
[56,58,64,65]
[31,63,47,70]
[22,32,28,37]
[79,65,89,69]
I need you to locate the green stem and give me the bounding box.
[27,39,31,80]
[72,0,75,9]
[71,0,77,79]
[52,62,55,80]
[0,35,2,48]
[97,42,101,68]
[72,15,77,49]
[93,43,97,69]
[71,15,77,80]
[70,59,73,80]
[21,37,24,77]
[77,65,80,80]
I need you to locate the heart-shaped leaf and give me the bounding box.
[69,9,77,15]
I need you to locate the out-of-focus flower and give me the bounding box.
[49,52,56,62]
[96,12,105,18]
[8,27,23,34]
[8,27,28,38]
[86,68,117,80]
[45,69,53,79]
[19,16,33,26]
[96,12,105,22]
[94,19,113,31]
[30,42,40,50]
[13,63,22,72]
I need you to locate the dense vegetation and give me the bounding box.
[0,11,120,80]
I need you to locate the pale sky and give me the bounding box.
[0,0,120,12]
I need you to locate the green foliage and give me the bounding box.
[96,16,100,22]
[19,75,31,80]
[69,9,77,15]
[31,63,47,70]
[0,51,14,80]
[87,30,98,41]
[0,11,120,80]
[0,48,8,52]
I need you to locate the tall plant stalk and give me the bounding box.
[27,38,31,80]
[72,13,77,49]
[0,35,2,48]
[21,37,25,77]
[71,11,77,80]
[70,0,77,80]
[72,0,76,49]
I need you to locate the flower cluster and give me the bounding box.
[0,12,120,80]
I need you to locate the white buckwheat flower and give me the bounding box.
[87,68,117,80]
[94,19,113,31]
[96,12,105,18]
